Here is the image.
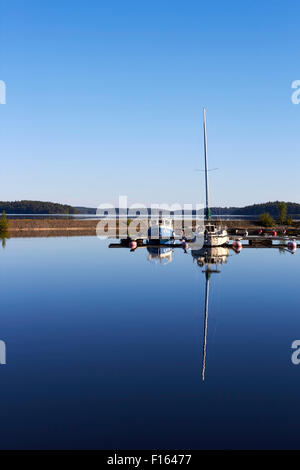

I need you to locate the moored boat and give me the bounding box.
[147,218,174,243]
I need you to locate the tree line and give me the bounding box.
[0,200,78,214]
[211,201,300,216]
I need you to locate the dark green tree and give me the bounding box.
[0,211,9,248]
[259,212,275,227]
[278,202,287,225]
[0,211,9,232]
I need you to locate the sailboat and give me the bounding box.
[201,108,229,247]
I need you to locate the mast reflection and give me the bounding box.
[192,247,229,381]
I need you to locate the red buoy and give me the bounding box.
[130,241,137,250]
[232,240,242,253]
[272,231,277,237]
[287,240,297,252]
[258,229,263,235]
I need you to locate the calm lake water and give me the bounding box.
[0,235,299,449]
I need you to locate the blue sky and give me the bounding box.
[1,0,300,208]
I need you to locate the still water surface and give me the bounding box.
[0,236,299,449]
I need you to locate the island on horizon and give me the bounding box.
[1,199,300,218]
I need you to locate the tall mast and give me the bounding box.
[203,108,210,220]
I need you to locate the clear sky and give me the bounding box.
[1,0,300,208]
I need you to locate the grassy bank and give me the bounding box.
[8,218,99,232]
[5,218,300,238]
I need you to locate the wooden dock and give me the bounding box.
[109,235,300,250]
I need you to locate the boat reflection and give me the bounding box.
[191,246,229,267]
[147,246,174,265]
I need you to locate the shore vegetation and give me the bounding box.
[259,212,275,227]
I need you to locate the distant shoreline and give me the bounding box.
[1,200,300,218]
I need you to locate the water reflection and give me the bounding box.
[147,246,174,265]
[109,235,298,263]
[1,234,300,448]
[108,236,299,384]
[192,247,228,382]
[191,246,229,267]
[0,231,10,249]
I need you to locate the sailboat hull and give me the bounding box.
[205,234,229,247]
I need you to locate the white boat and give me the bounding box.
[204,223,229,247]
[147,218,174,242]
[198,108,229,247]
